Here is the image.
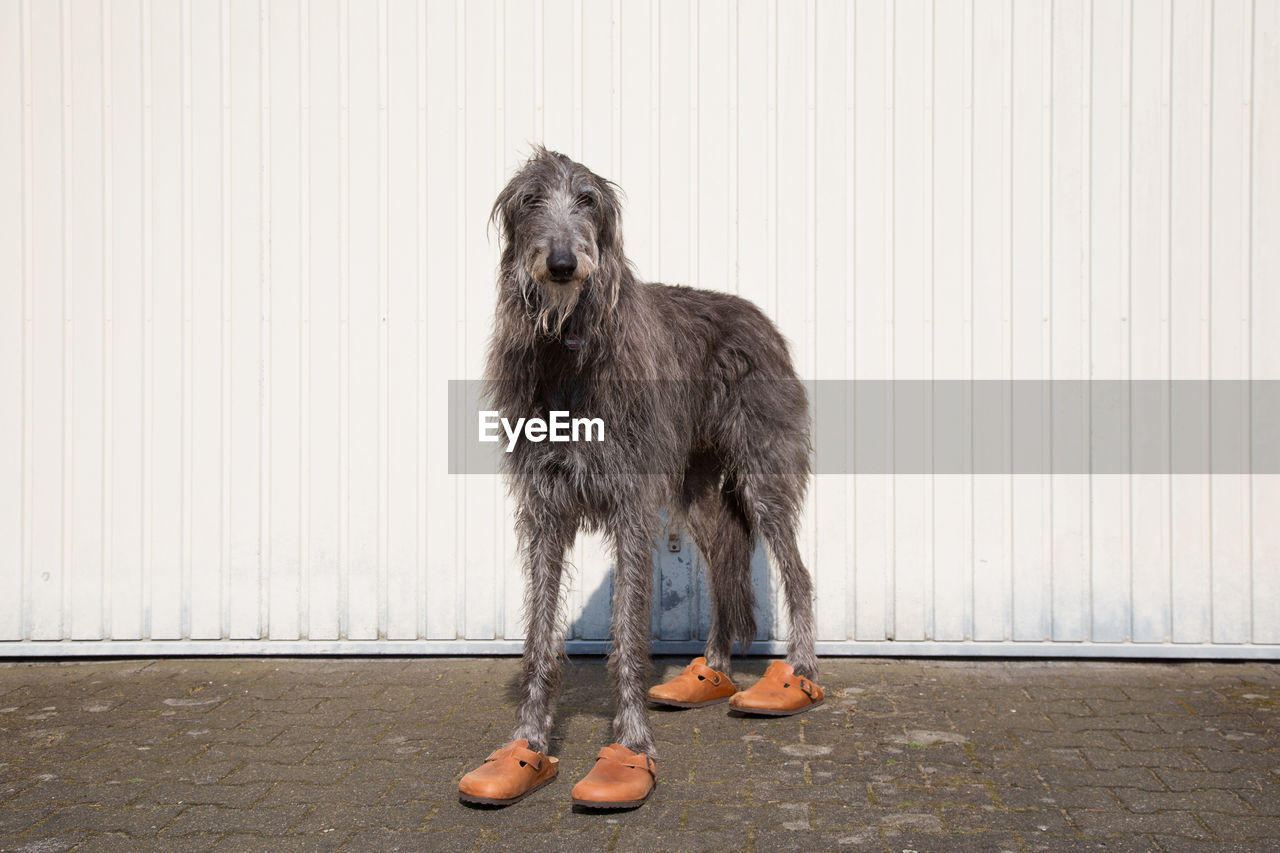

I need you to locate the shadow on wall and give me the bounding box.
[568,509,776,648]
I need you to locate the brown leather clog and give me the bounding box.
[728,660,825,716]
[647,657,737,708]
[570,743,657,809]
[458,739,559,806]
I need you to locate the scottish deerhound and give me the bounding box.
[484,147,816,760]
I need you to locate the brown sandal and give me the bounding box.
[647,657,737,708]
[728,661,825,716]
[458,739,559,806]
[570,743,657,809]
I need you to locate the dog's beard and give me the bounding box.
[529,278,585,339]
[519,272,586,338]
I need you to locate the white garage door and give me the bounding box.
[1,0,1277,659]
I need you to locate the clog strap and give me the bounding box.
[596,745,657,779]
[684,661,728,685]
[485,742,548,771]
[757,665,824,701]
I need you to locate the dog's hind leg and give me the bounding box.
[511,504,578,754]
[738,471,818,681]
[760,521,818,680]
[686,478,756,673]
[607,504,659,757]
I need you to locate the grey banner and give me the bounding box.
[448,380,1280,475]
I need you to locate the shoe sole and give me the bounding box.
[571,781,656,810]
[728,698,825,716]
[458,771,557,806]
[647,695,733,709]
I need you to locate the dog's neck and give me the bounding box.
[487,269,627,403]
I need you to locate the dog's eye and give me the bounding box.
[520,193,543,209]
[575,193,596,210]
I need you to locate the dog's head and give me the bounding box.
[490,147,626,337]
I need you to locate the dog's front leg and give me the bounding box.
[607,509,658,758]
[457,502,574,806]
[511,504,577,754]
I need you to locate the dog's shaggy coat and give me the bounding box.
[485,148,816,758]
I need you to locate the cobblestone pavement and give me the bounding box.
[0,656,1277,851]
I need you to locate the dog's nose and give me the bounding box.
[546,250,577,281]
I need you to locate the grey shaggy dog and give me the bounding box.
[485,147,817,759]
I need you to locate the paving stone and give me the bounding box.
[1081,747,1203,771]
[0,657,1277,848]
[1068,808,1214,839]
[940,803,1078,836]
[1195,812,1280,841]
[256,781,390,807]
[1114,787,1253,815]
[4,780,156,809]
[752,827,885,851]
[291,802,438,833]
[1011,729,1129,750]
[207,831,350,851]
[0,833,88,852]
[67,831,199,853]
[1188,746,1280,772]
[1154,767,1280,792]
[24,804,185,838]
[613,825,749,852]
[221,761,353,786]
[131,782,273,809]
[345,827,480,852]
[1039,766,1167,793]
[158,804,311,837]
[0,805,46,836]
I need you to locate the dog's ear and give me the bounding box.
[589,176,628,312]
[489,179,521,244]
[592,177,625,254]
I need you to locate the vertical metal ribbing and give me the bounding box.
[534,0,542,143]
[572,0,581,159]
[59,0,73,641]
[338,0,350,640]
[847,0,859,642]
[805,0,818,640]
[690,0,698,303]
[1199,0,1213,642]
[19,0,32,643]
[299,0,311,639]
[100,0,113,640]
[1121,0,1134,644]
[454,0,466,643]
[1242,0,1255,640]
[376,0,388,639]
[4,0,1277,657]
[923,0,935,643]
[963,0,976,639]
[884,0,896,641]
[1040,0,1054,642]
[611,0,620,180]
[257,0,271,641]
[180,0,192,640]
[1160,0,1173,641]
[415,0,426,641]
[1081,0,1093,643]
[141,0,154,639]
[218,0,232,640]
[1001,0,1014,642]
[496,0,507,638]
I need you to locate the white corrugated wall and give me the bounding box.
[1,0,1277,657]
